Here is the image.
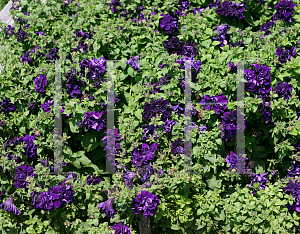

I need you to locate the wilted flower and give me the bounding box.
[111,222,131,234]
[98,197,116,218]
[0,196,21,215]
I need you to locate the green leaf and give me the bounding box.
[81,133,99,152]
[244,38,252,45]
[128,67,134,77]
[205,28,213,36]
[171,223,181,230]
[253,159,265,174]
[202,39,211,49]
[79,155,92,166]
[207,175,221,190]
[69,118,80,133]
[120,59,127,70]
[134,109,143,121]
[19,126,26,134]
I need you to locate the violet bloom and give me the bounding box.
[288,161,300,179]
[212,24,231,47]
[159,13,179,34]
[41,99,53,113]
[284,178,300,212]
[171,138,185,156]
[200,92,228,115]
[273,0,297,23]
[139,164,155,182]
[45,48,59,62]
[260,21,275,36]
[83,109,106,133]
[33,183,74,211]
[159,63,167,69]
[143,97,171,124]
[132,143,159,167]
[35,31,47,36]
[276,47,292,64]
[10,0,21,10]
[248,172,269,194]
[156,168,164,178]
[0,97,17,114]
[109,0,123,14]
[273,81,293,101]
[98,197,116,218]
[123,166,136,190]
[40,158,49,167]
[199,126,207,134]
[226,151,248,170]
[228,62,237,73]
[112,222,131,234]
[20,51,32,64]
[244,63,272,98]
[22,135,39,160]
[127,56,141,73]
[163,35,185,55]
[193,7,206,15]
[215,1,247,19]
[16,27,28,42]
[34,74,48,97]
[0,196,21,215]
[87,174,102,185]
[4,25,15,35]
[13,165,38,190]
[132,190,160,218]
[64,172,78,182]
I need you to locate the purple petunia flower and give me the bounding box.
[215,1,247,19]
[111,222,131,234]
[159,13,179,34]
[83,109,106,133]
[41,99,53,113]
[288,161,300,179]
[4,25,15,35]
[13,165,38,190]
[200,92,228,115]
[138,164,155,182]
[109,0,123,14]
[143,97,171,124]
[171,138,185,156]
[22,135,39,160]
[228,62,237,73]
[32,182,74,211]
[123,166,136,190]
[0,97,17,114]
[132,143,159,167]
[260,21,275,36]
[34,74,48,97]
[273,0,297,23]
[0,196,21,215]
[199,126,207,134]
[163,35,185,55]
[87,174,102,185]
[98,197,116,218]
[249,172,269,194]
[273,81,293,101]
[156,168,164,178]
[132,190,160,218]
[16,27,28,42]
[127,56,141,73]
